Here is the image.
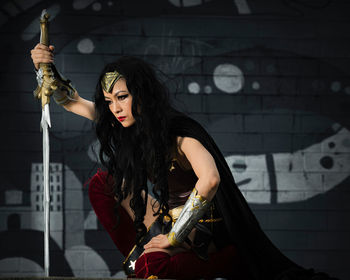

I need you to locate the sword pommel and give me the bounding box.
[40,9,48,20]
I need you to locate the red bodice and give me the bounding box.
[167,160,197,209]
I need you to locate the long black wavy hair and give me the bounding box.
[94,56,177,244]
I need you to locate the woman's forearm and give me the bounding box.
[63,91,96,121]
[194,174,220,201]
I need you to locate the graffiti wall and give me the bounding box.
[0,0,349,279]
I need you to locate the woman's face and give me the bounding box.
[103,78,136,127]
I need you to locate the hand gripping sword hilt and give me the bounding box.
[33,10,76,108]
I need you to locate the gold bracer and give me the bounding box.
[167,188,210,247]
[101,71,123,93]
[166,204,222,225]
[34,64,76,106]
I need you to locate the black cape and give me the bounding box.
[170,114,338,280]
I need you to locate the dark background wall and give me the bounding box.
[0,0,349,279]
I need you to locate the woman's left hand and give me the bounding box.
[144,234,171,250]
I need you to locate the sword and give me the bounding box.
[33,9,52,277]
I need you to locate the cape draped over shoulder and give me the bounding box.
[169,113,337,280]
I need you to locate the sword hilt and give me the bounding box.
[34,9,54,108]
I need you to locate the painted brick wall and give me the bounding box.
[0,0,349,279]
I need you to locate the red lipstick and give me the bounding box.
[117,116,126,122]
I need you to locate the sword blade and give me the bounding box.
[41,104,51,277]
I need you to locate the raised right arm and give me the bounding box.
[31,43,96,121]
[63,91,95,121]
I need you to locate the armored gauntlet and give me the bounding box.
[34,63,76,106]
[167,188,211,247]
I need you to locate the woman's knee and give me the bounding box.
[87,171,118,227]
[135,251,173,279]
[88,171,114,203]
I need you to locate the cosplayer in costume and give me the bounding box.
[31,44,338,280]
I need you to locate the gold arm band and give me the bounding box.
[166,205,222,224]
[167,188,211,247]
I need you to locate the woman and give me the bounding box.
[31,44,337,280]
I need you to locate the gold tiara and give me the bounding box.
[101,71,123,93]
